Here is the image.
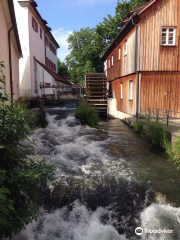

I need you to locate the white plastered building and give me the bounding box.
[13,0,60,97]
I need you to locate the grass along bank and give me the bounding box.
[75,102,99,128]
[133,117,180,169]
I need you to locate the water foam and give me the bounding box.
[140,203,180,239]
[9,201,127,240]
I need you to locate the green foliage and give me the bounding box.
[57,58,70,76]
[144,117,170,147]
[96,0,146,49]
[0,62,55,238]
[75,102,99,128]
[167,137,180,170]
[65,0,146,84]
[133,120,144,133]
[65,27,103,85]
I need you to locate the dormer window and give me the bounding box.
[161,27,176,45]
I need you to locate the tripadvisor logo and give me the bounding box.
[135,227,143,235]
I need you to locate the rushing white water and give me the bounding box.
[6,105,180,240]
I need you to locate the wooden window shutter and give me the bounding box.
[54,64,55,71]
[49,60,51,68]
[32,17,34,28]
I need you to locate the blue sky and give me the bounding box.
[36,0,118,62]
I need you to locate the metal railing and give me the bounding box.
[147,107,180,126]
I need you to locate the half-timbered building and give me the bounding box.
[101,0,180,122]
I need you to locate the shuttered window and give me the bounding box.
[49,60,51,68]
[51,62,53,70]
[40,28,42,39]
[32,17,38,32]
[161,27,176,45]
[46,57,48,66]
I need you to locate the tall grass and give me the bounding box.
[75,102,99,128]
[134,117,180,169]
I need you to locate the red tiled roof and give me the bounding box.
[35,59,72,85]
[120,0,155,26]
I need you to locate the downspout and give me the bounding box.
[8,26,14,103]
[131,16,139,119]
[44,30,49,64]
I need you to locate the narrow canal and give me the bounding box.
[11,102,180,240]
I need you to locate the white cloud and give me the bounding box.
[52,28,73,62]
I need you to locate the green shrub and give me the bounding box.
[144,118,170,147]
[0,62,55,238]
[133,120,144,133]
[75,102,99,128]
[168,137,180,169]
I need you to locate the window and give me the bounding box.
[49,60,51,68]
[49,41,51,49]
[46,37,48,46]
[40,28,42,39]
[111,55,113,66]
[32,17,38,32]
[51,62,53,70]
[161,27,176,45]
[119,48,121,60]
[54,64,56,72]
[129,81,133,100]
[108,58,110,68]
[46,57,48,66]
[125,40,128,55]
[120,83,123,99]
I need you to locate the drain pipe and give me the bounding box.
[131,16,139,119]
[8,26,14,103]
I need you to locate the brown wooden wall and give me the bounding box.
[138,0,180,71]
[111,73,137,116]
[106,29,136,82]
[140,71,180,117]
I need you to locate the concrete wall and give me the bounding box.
[107,98,137,126]
[0,0,20,100]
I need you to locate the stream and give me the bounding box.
[10,102,180,240]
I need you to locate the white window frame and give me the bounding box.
[129,81,133,100]
[120,83,123,99]
[111,55,113,66]
[161,27,176,46]
[108,58,110,68]
[125,40,128,55]
[119,47,121,60]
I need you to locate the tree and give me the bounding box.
[0,62,55,238]
[65,0,146,84]
[57,58,70,75]
[96,0,146,48]
[65,28,104,85]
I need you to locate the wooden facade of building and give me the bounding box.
[101,0,180,119]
